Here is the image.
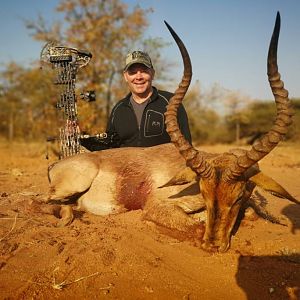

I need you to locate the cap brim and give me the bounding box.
[124,61,152,71]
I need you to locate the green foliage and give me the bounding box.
[241,101,276,136]
[224,98,300,144]
[0,63,59,141]
[184,83,225,144]
[289,98,300,141]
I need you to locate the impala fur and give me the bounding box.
[43,13,299,253]
[46,144,206,232]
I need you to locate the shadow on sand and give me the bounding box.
[236,254,300,300]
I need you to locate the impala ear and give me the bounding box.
[159,167,197,188]
[249,172,300,205]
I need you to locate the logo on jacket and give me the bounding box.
[152,121,161,127]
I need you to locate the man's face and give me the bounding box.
[123,63,155,97]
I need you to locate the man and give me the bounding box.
[106,50,191,147]
[81,50,191,150]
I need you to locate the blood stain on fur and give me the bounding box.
[116,163,152,210]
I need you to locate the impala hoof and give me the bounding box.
[56,205,74,227]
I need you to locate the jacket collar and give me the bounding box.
[123,86,158,106]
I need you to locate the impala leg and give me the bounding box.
[56,205,74,227]
[143,197,205,243]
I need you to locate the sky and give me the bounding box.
[0,0,300,101]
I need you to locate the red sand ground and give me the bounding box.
[0,141,299,300]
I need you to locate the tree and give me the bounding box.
[25,0,168,133]
[0,63,26,141]
[223,90,251,144]
[240,98,300,143]
[0,62,59,141]
[289,98,300,141]
[182,81,222,144]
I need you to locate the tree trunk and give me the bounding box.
[8,109,14,142]
[235,121,240,145]
[105,71,115,123]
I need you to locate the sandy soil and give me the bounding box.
[0,141,299,300]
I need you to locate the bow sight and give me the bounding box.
[40,42,95,158]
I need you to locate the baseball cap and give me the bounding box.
[124,51,153,71]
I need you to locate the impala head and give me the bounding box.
[164,12,296,252]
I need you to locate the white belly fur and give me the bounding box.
[77,170,121,215]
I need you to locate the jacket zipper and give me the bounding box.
[128,102,142,146]
[128,95,153,146]
[138,100,153,146]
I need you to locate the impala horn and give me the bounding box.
[164,21,213,178]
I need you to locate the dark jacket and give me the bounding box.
[106,87,192,147]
